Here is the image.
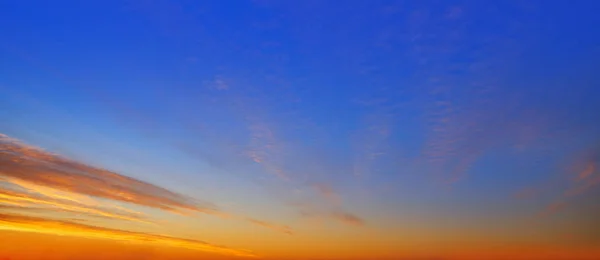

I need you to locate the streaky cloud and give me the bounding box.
[0,133,297,235]
[0,212,257,258]
[293,185,366,227]
[535,142,600,217]
[245,217,293,235]
[312,183,340,205]
[331,211,365,226]
[0,133,221,216]
[0,185,148,224]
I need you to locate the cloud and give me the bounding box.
[536,144,600,217]
[293,185,365,227]
[298,206,365,227]
[513,178,563,201]
[563,146,600,198]
[245,121,288,179]
[245,218,293,235]
[576,163,596,181]
[0,187,148,223]
[0,212,256,258]
[312,183,340,205]
[1,133,297,235]
[206,76,230,91]
[330,211,365,226]
[352,111,394,178]
[565,166,600,198]
[445,6,463,20]
[564,147,600,198]
[418,83,555,185]
[0,133,221,216]
[538,200,567,218]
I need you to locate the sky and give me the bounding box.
[0,1,599,260]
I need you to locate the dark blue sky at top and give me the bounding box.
[1,0,600,222]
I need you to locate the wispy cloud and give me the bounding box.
[330,211,365,226]
[245,217,293,235]
[0,212,256,258]
[401,1,558,187]
[292,184,365,227]
[0,133,291,236]
[352,111,394,178]
[565,154,600,198]
[526,143,600,217]
[206,75,230,91]
[297,203,365,227]
[0,133,283,256]
[245,120,288,179]
[559,146,599,201]
[312,183,340,205]
[0,133,221,216]
[0,186,147,223]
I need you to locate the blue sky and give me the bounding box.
[1,1,600,259]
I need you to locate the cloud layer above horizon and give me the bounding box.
[1,1,600,259]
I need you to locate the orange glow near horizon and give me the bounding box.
[0,188,150,224]
[0,213,256,258]
[2,0,600,257]
[1,130,600,259]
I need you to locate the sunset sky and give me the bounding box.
[1,1,599,260]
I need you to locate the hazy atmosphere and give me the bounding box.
[1,1,599,260]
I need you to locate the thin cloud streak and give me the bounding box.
[312,183,340,205]
[0,212,256,258]
[245,218,293,235]
[529,143,600,217]
[0,133,296,235]
[291,185,366,227]
[188,83,367,228]
[245,120,288,180]
[0,188,148,224]
[566,145,600,198]
[0,133,221,216]
[297,204,366,227]
[330,211,365,227]
[556,146,600,209]
[0,175,149,223]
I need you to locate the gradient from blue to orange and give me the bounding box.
[1,1,599,260]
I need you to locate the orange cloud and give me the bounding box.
[245,217,293,235]
[294,200,365,227]
[288,184,366,227]
[0,188,147,223]
[535,144,600,217]
[0,133,295,236]
[312,183,340,205]
[577,162,596,181]
[0,212,256,258]
[245,121,288,179]
[0,133,221,215]
[566,160,599,198]
[331,211,365,226]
